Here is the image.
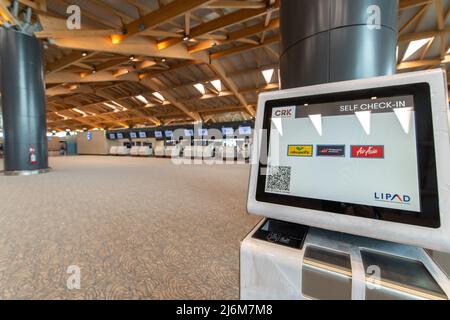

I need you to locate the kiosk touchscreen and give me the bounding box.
[247,69,450,252]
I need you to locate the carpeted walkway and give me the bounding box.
[0,156,261,300]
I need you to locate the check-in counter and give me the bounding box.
[154,146,165,157]
[130,146,140,156]
[116,146,130,156]
[109,146,118,155]
[138,146,153,157]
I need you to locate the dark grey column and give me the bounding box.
[280,0,397,89]
[0,27,48,174]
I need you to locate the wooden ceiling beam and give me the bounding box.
[208,60,255,117]
[239,83,279,94]
[139,60,203,80]
[157,0,279,50]
[0,0,16,26]
[399,4,429,34]
[210,34,279,59]
[226,63,278,78]
[116,0,213,41]
[140,77,202,122]
[47,51,97,74]
[397,56,450,70]
[399,0,432,11]
[207,1,266,9]
[398,28,450,43]
[188,17,279,54]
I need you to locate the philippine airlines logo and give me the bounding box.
[272,106,296,118]
[351,146,384,159]
[375,193,411,205]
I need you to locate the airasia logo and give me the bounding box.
[272,107,295,118]
[351,146,384,159]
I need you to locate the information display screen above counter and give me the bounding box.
[129,132,137,139]
[248,70,450,252]
[139,132,147,138]
[239,126,252,135]
[109,133,116,140]
[222,127,234,136]
[155,131,163,139]
[116,133,124,139]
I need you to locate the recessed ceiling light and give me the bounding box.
[194,83,206,95]
[82,52,88,57]
[104,102,118,111]
[403,37,434,61]
[262,69,275,84]
[136,95,149,104]
[211,79,222,92]
[73,108,87,116]
[152,92,165,101]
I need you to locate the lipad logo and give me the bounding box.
[272,106,296,119]
[374,193,411,205]
[288,145,313,157]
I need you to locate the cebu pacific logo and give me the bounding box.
[374,193,411,204]
[288,145,313,157]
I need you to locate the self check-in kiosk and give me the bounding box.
[241,69,450,300]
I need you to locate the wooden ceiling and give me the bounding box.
[0,0,449,132]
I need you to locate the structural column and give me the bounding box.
[279,0,398,89]
[0,27,48,174]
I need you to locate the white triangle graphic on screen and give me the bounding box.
[355,111,372,135]
[272,118,283,136]
[394,107,413,134]
[309,114,322,136]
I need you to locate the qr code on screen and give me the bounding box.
[266,166,291,194]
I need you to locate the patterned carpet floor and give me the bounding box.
[0,156,261,300]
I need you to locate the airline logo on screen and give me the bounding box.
[287,145,313,157]
[272,106,296,118]
[351,146,384,159]
[317,145,346,157]
[374,193,411,205]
